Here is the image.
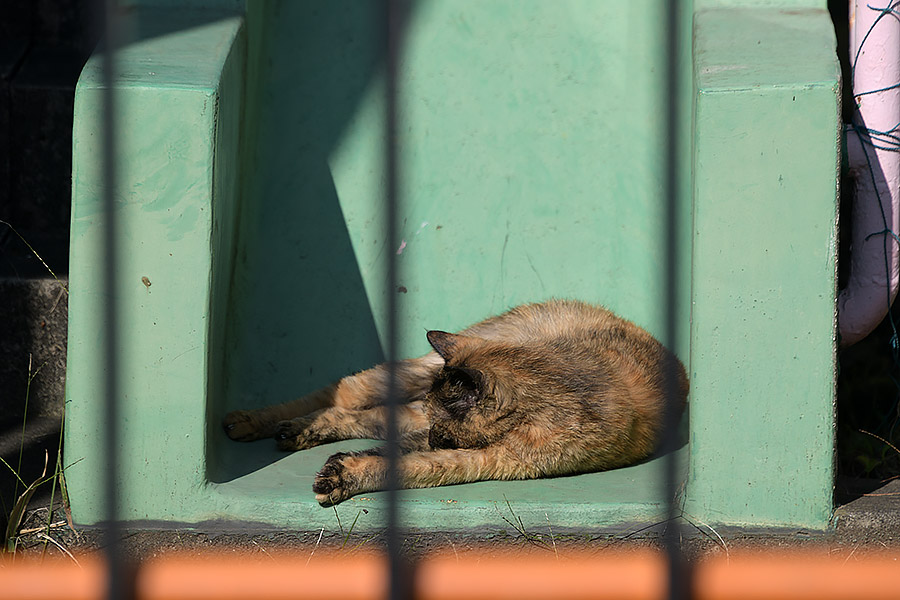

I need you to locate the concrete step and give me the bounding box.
[833,478,900,543]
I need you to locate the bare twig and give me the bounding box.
[615,515,677,540]
[306,527,325,566]
[444,535,459,562]
[842,544,859,566]
[35,533,80,567]
[251,539,274,560]
[0,220,68,294]
[684,513,729,563]
[496,496,549,550]
[860,429,900,456]
[545,513,559,560]
[18,521,66,536]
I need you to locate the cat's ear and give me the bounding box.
[427,330,471,361]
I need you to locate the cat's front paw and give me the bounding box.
[313,452,353,506]
[274,418,321,451]
[222,410,266,442]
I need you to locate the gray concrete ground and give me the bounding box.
[833,478,900,544]
[0,277,68,422]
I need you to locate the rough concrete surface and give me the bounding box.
[833,478,900,544]
[0,276,68,420]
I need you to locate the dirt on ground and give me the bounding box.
[6,488,900,565]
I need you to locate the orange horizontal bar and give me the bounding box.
[2,550,899,600]
[695,552,900,600]
[0,557,106,600]
[416,550,666,600]
[136,554,387,600]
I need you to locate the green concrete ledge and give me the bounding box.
[686,7,839,529]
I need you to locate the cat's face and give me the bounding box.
[423,331,521,449]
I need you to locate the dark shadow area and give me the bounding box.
[828,5,900,520]
[828,0,853,125]
[834,474,891,505]
[836,119,900,501]
[834,0,900,502]
[837,296,900,490]
[0,0,99,279]
[1,1,99,455]
[0,2,231,278]
[208,1,412,483]
[0,415,63,540]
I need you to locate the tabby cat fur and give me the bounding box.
[222,299,688,506]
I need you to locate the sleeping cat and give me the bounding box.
[222,299,689,506]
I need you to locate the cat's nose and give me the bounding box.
[428,427,458,450]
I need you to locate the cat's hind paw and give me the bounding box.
[313,452,352,506]
[222,410,267,442]
[275,418,321,451]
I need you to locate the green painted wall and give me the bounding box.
[224,0,691,418]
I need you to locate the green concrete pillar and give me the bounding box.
[687,7,840,529]
[65,9,245,524]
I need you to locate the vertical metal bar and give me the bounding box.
[100,1,125,599]
[661,1,687,599]
[384,1,409,599]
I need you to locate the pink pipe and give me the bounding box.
[839,0,900,346]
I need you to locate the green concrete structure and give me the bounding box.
[66,1,840,531]
[687,8,839,528]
